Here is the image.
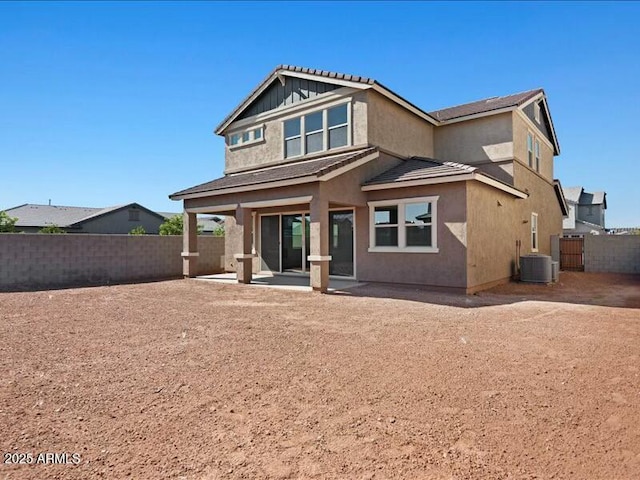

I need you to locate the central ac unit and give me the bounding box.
[520,254,552,283]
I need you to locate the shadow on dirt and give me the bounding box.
[339,272,640,309]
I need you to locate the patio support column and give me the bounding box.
[234,206,254,284]
[308,195,331,293]
[181,210,198,278]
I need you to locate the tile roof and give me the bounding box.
[363,157,476,186]
[428,88,543,122]
[170,146,378,198]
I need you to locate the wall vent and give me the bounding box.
[520,254,552,283]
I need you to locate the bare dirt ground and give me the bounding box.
[1,272,639,479]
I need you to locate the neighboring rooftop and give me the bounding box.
[3,203,165,229]
[5,204,105,228]
[564,186,607,207]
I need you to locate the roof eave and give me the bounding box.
[361,172,528,199]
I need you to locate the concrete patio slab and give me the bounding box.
[195,272,364,292]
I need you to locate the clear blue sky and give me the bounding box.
[1,1,638,226]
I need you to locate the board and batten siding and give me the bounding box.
[238,77,340,120]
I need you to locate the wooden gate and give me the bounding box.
[559,237,584,271]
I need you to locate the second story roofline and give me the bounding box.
[214,65,440,135]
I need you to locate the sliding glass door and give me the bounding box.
[259,210,354,277]
[329,210,354,277]
[260,215,280,272]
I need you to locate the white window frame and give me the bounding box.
[228,124,265,150]
[531,212,539,252]
[534,102,541,123]
[282,102,351,159]
[534,138,541,172]
[367,196,439,253]
[527,132,534,168]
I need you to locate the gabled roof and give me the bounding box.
[361,157,528,199]
[428,89,543,122]
[3,203,165,228]
[215,65,438,134]
[170,146,379,199]
[564,186,607,208]
[563,186,583,203]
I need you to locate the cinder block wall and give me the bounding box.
[584,235,640,274]
[0,234,224,290]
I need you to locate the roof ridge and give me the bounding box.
[15,203,101,210]
[429,87,543,115]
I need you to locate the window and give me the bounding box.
[227,126,264,148]
[128,208,139,222]
[369,197,438,252]
[328,104,348,149]
[305,111,323,154]
[534,102,541,123]
[284,118,301,157]
[531,212,538,252]
[284,103,350,158]
[534,139,541,172]
[527,133,534,168]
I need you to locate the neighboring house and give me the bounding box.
[170,65,567,293]
[562,186,607,236]
[158,212,224,235]
[3,203,166,234]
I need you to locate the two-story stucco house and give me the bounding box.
[562,186,607,237]
[170,65,566,293]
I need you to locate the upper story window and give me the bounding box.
[534,139,541,172]
[527,132,534,168]
[283,103,350,159]
[228,126,265,149]
[128,208,139,222]
[534,102,541,123]
[368,197,438,253]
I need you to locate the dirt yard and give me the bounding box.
[1,273,639,479]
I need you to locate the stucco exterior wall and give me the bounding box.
[465,182,522,289]
[466,163,563,290]
[358,183,468,289]
[0,234,224,291]
[514,161,564,254]
[434,113,514,184]
[223,91,369,174]
[366,90,434,159]
[512,111,554,181]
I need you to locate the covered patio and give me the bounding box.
[169,146,382,293]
